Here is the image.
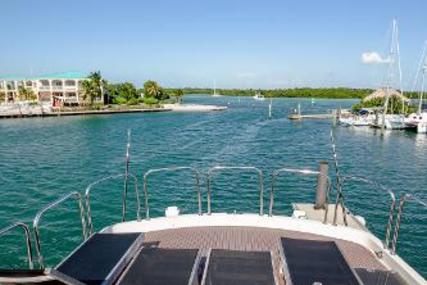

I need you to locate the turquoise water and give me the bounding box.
[0,95,426,277]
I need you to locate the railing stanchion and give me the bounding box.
[340,175,396,248]
[85,173,140,235]
[206,166,264,216]
[0,222,34,269]
[33,192,86,269]
[122,129,131,222]
[143,167,202,219]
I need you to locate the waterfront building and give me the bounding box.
[0,72,102,107]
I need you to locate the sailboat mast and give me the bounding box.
[394,20,404,114]
[419,69,425,114]
[411,41,427,94]
[382,20,396,132]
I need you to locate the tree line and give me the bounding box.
[83,72,184,106]
[166,87,419,99]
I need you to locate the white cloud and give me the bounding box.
[361,52,391,64]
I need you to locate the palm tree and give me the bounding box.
[144,80,161,99]
[82,71,107,105]
[175,89,184,103]
[81,80,96,105]
[17,86,36,101]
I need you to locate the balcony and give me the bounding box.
[52,86,63,91]
[38,86,50,91]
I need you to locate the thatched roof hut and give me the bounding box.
[362,87,409,102]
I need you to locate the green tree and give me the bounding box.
[82,71,106,105]
[118,82,138,102]
[17,86,37,101]
[144,80,162,100]
[106,82,139,104]
[174,89,184,103]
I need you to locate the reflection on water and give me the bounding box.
[0,95,426,276]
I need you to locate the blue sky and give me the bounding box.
[2,0,427,89]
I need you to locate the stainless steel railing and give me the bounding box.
[340,175,396,249]
[143,166,202,219]
[0,222,34,269]
[33,191,86,269]
[269,167,331,223]
[330,129,348,226]
[206,166,264,215]
[391,194,427,254]
[85,173,140,235]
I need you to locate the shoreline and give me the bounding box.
[0,103,227,119]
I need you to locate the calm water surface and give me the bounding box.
[0,95,426,276]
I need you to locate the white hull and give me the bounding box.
[339,115,375,127]
[418,122,427,133]
[404,112,427,133]
[376,114,407,129]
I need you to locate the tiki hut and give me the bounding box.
[362,87,409,102]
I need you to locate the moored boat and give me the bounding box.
[253,92,265,101]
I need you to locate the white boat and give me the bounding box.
[376,114,407,130]
[405,43,427,133]
[0,132,425,285]
[338,109,376,127]
[405,112,427,132]
[376,20,409,130]
[253,92,265,101]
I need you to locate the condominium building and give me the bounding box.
[0,72,102,106]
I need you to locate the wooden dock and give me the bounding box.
[288,113,335,120]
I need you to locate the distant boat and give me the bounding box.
[378,20,408,130]
[404,43,427,133]
[253,92,265,101]
[212,80,222,97]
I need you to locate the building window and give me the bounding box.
[40,80,50,86]
[52,80,62,86]
[65,80,76,86]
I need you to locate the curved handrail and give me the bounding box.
[391,194,427,254]
[33,191,86,269]
[85,173,140,235]
[143,166,202,219]
[206,166,264,215]
[269,167,331,223]
[340,175,396,249]
[0,222,34,269]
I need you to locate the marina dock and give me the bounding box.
[288,113,335,120]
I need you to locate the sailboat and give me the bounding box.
[377,19,407,130]
[404,42,427,133]
[212,80,222,97]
